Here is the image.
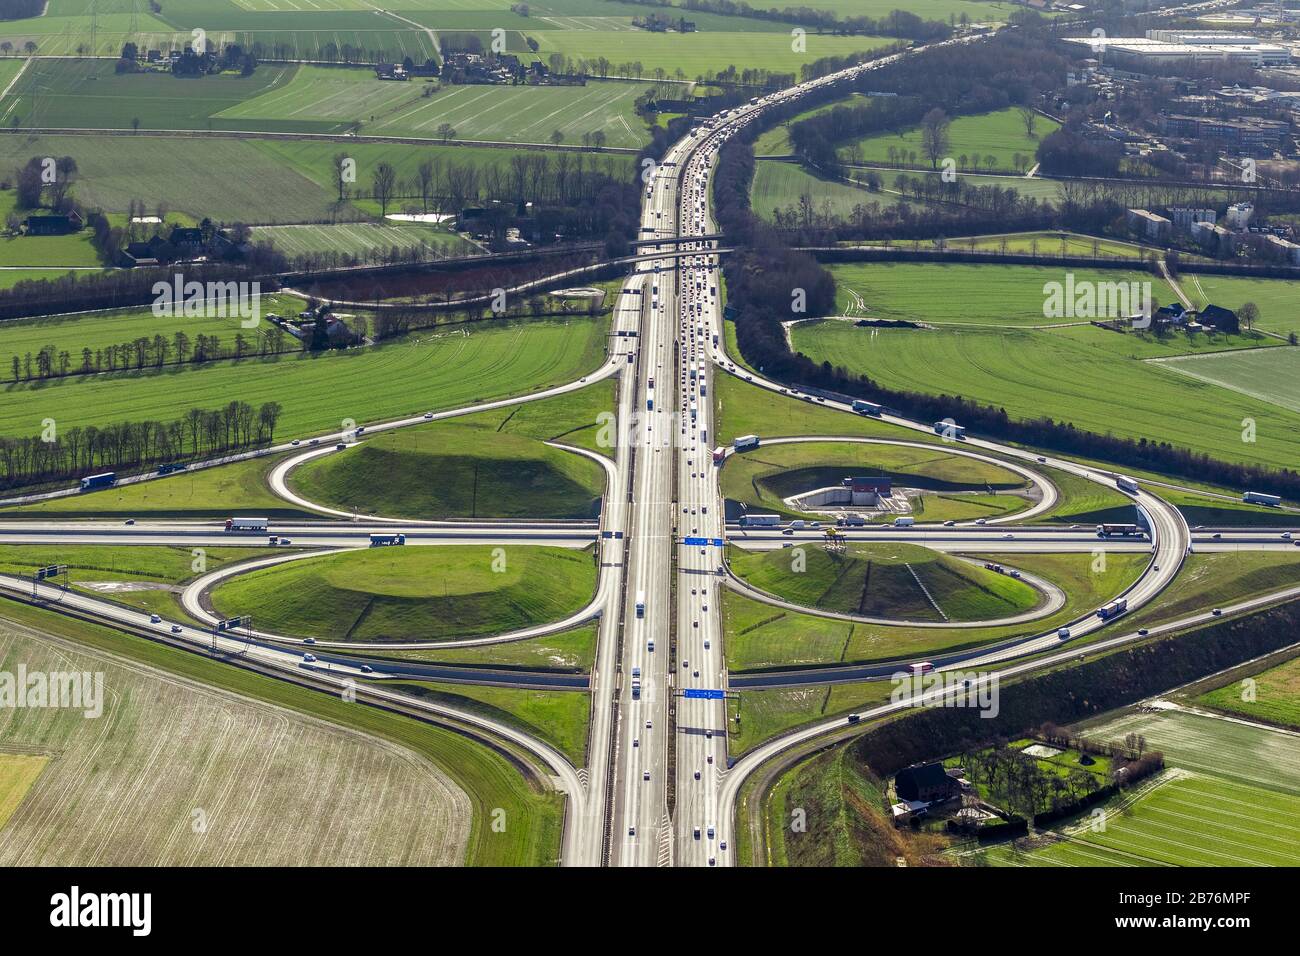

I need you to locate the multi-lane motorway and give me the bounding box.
[1,30,1296,870]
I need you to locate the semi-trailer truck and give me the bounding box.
[894,516,915,527]
[80,472,117,491]
[852,400,883,416]
[1096,524,1142,538]
[712,447,726,465]
[225,517,269,533]
[1243,491,1282,507]
[1116,475,1140,494]
[1098,598,1128,620]
[738,513,781,527]
[934,421,966,440]
[733,434,760,452]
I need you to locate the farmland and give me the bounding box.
[826,262,1176,326]
[533,30,899,79]
[1196,653,1300,731]
[1154,347,1300,415]
[0,293,305,380]
[0,314,609,444]
[218,67,653,147]
[0,617,471,865]
[250,222,476,259]
[791,318,1300,469]
[981,708,1300,866]
[1179,273,1300,336]
[209,544,598,642]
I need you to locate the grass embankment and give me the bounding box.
[729,542,1041,623]
[289,381,613,519]
[0,544,282,620]
[726,550,1149,673]
[721,438,1029,523]
[7,453,310,519]
[210,545,598,643]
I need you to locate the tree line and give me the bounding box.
[6,326,296,386]
[0,401,283,490]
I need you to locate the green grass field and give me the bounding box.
[844,107,1060,174]
[0,293,305,382]
[0,314,608,446]
[383,679,590,766]
[721,438,1030,522]
[752,161,890,222]
[0,544,282,619]
[1181,273,1300,337]
[724,550,1148,671]
[250,222,475,258]
[1196,653,1300,731]
[289,402,608,519]
[1154,347,1300,415]
[713,372,919,446]
[0,596,563,865]
[340,622,598,672]
[1122,551,1300,633]
[827,262,1176,326]
[729,541,1042,623]
[0,191,105,268]
[791,319,1300,469]
[6,453,314,519]
[532,30,898,79]
[217,67,653,147]
[210,544,597,642]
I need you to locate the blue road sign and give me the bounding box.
[683,537,726,547]
[683,689,726,700]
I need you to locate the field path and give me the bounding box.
[373,7,442,60]
[0,57,34,125]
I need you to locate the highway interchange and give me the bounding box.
[1,34,1298,869]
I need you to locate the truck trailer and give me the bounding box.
[1243,491,1282,507]
[733,434,760,452]
[1098,598,1128,620]
[80,472,117,491]
[225,517,269,533]
[1116,475,1140,494]
[852,399,883,416]
[739,513,781,528]
[1096,523,1142,538]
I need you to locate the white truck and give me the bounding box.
[893,516,915,528]
[225,517,268,533]
[733,434,760,452]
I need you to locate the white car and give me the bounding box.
[149,614,162,624]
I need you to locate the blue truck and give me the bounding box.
[80,472,117,491]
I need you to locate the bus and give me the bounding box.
[1116,475,1140,494]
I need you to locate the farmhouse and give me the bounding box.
[375,63,409,81]
[895,761,962,804]
[23,210,84,235]
[1196,304,1240,333]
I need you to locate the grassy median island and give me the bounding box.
[725,550,1150,672]
[0,544,283,620]
[729,542,1041,624]
[210,545,598,643]
[288,383,612,519]
[7,453,312,520]
[721,439,1030,523]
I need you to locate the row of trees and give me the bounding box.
[0,401,283,490]
[6,326,296,386]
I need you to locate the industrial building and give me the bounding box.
[1066,32,1293,69]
